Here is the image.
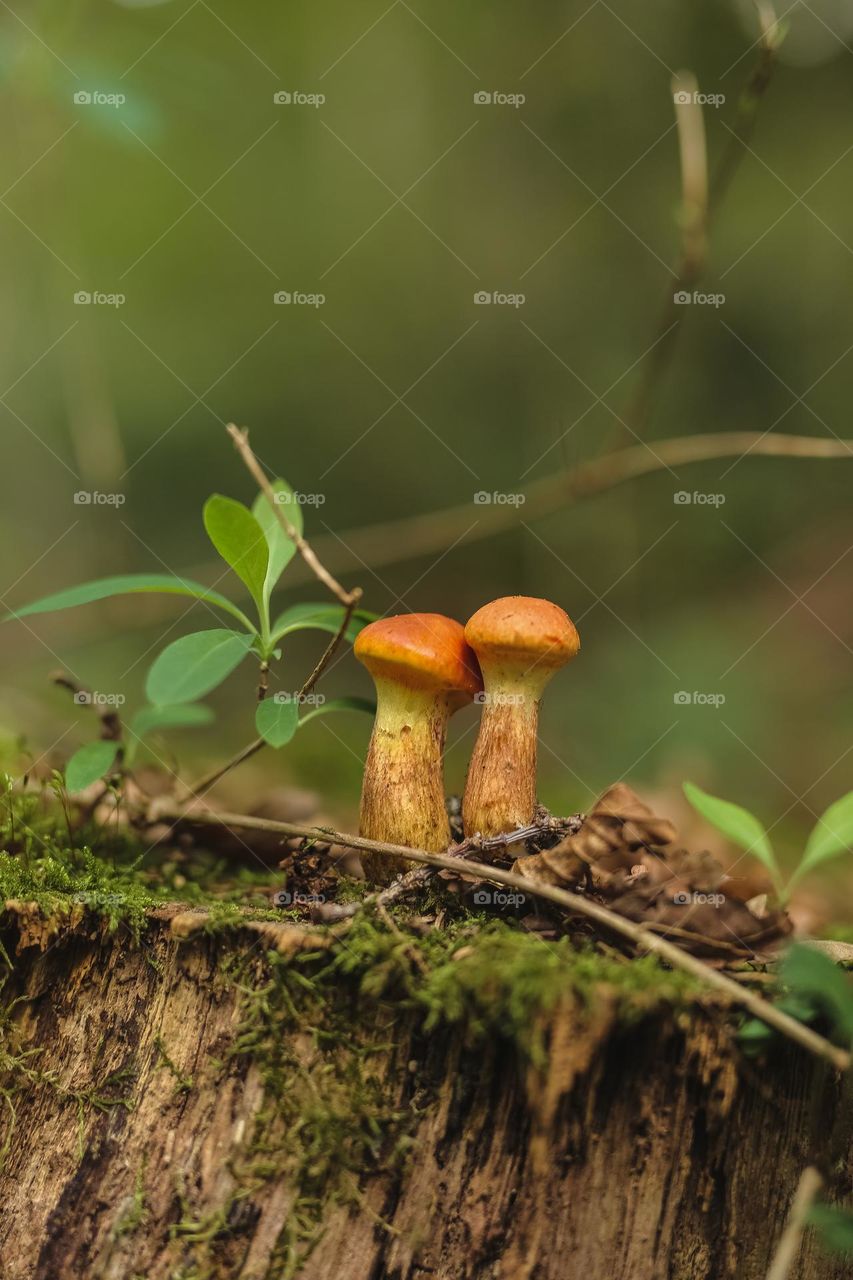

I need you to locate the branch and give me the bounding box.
[765,1166,824,1280]
[51,670,123,743]
[296,432,853,580]
[299,594,360,697]
[148,804,851,1074]
[227,423,361,608]
[618,14,780,441]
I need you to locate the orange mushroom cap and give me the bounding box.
[465,596,580,670]
[355,613,483,700]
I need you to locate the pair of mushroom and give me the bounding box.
[354,597,580,881]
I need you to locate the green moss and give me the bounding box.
[0,772,287,936]
[113,1162,148,1238]
[154,1036,193,1095]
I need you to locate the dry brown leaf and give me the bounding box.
[513,783,791,957]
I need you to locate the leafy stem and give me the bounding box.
[10,428,375,796]
[684,781,853,907]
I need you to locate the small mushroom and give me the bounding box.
[462,596,580,842]
[355,613,482,881]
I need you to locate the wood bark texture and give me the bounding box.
[0,910,849,1280]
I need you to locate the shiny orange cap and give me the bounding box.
[465,596,580,669]
[355,613,483,700]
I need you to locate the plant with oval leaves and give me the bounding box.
[8,478,375,792]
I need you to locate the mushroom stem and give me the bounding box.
[462,596,580,845]
[463,670,546,838]
[359,680,451,879]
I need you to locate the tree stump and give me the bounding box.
[0,907,848,1280]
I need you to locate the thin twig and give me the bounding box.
[148,804,851,1074]
[617,11,780,441]
[50,671,123,743]
[711,2,783,210]
[299,594,360,697]
[227,423,361,608]
[188,739,266,800]
[293,432,853,580]
[765,1165,824,1280]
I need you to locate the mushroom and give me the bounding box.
[354,613,483,881]
[462,596,580,841]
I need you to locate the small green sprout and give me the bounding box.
[683,780,853,905]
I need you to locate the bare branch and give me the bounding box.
[295,432,853,580]
[50,670,122,743]
[618,21,780,442]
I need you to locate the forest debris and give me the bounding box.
[514,782,677,890]
[277,824,363,903]
[513,784,791,959]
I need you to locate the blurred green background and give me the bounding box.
[1,0,851,915]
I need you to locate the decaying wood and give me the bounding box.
[0,913,849,1280]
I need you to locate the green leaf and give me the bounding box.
[256,696,300,748]
[809,1204,853,1255]
[782,943,853,1043]
[4,574,254,631]
[683,781,783,895]
[737,993,818,1054]
[270,603,376,647]
[298,695,376,727]
[66,741,120,793]
[790,791,853,890]
[252,478,303,605]
[129,703,215,739]
[203,495,269,614]
[146,630,255,706]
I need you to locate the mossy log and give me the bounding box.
[0,907,849,1280]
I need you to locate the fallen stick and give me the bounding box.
[150,804,851,1073]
